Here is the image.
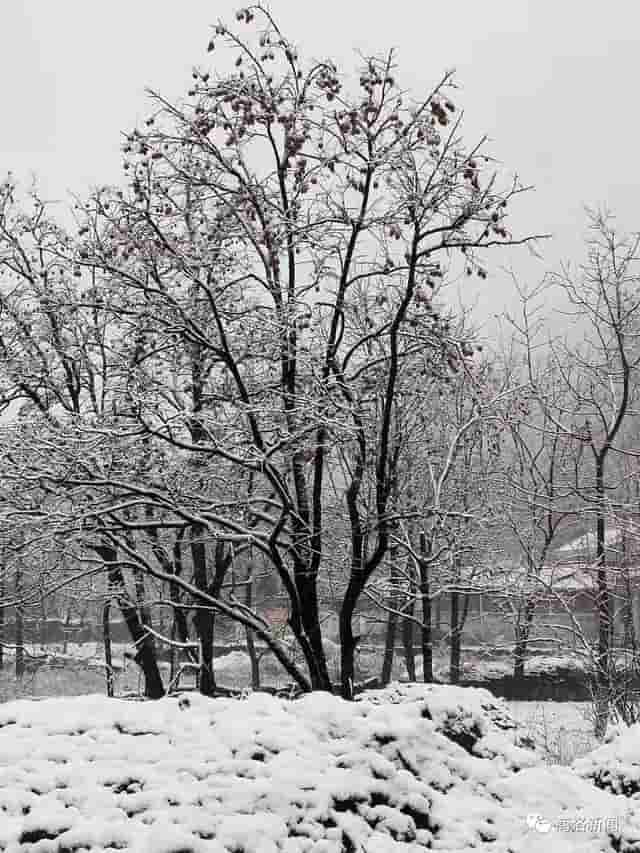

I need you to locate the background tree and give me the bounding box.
[496,348,577,680]
[522,212,640,734]
[367,336,511,685]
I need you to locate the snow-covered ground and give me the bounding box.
[0,683,637,852]
[0,642,600,692]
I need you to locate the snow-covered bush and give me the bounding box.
[574,722,640,796]
[0,684,632,852]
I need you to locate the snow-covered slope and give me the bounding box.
[574,722,640,797]
[0,684,632,851]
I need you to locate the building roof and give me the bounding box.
[555,526,626,558]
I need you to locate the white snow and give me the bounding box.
[0,684,635,851]
[574,721,640,795]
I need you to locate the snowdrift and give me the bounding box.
[0,683,633,852]
[574,721,640,797]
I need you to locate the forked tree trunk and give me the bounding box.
[95,545,164,699]
[295,561,332,691]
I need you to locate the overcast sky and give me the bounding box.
[2,1,638,336]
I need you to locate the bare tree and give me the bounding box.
[0,9,537,698]
[522,211,640,735]
[365,340,513,685]
[498,365,575,680]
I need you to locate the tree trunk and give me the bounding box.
[631,588,640,666]
[381,608,398,686]
[171,535,190,644]
[129,627,164,699]
[192,534,231,696]
[381,559,400,686]
[450,587,470,685]
[147,526,191,685]
[39,595,47,650]
[15,563,24,679]
[244,562,260,690]
[402,585,416,681]
[169,617,178,688]
[133,566,152,631]
[95,545,164,699]
[62,608,71,655]
[167,532,207,686]
[513,599,535,681]
[103,600,114,697]
[0,567,5,670]
[513,634,527,683]
[450,588,461,684]
[418,533,433,683]
[594,464,611,738]
[339,576,362,699]
[623,566,636,654]
[295,563,332,691]
[191,530,215,696]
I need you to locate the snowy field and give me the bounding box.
[1,684,639,852]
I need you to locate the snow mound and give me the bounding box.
[0,685,631,851]
[573,724,640,851]
[574,722,640,796]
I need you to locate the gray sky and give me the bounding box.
[3,1,639,334]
